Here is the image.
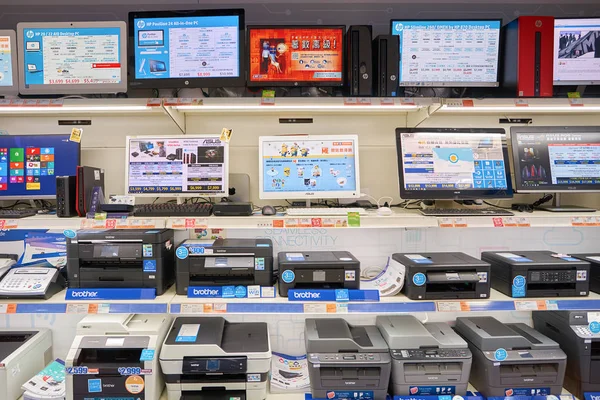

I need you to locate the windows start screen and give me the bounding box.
[0,147,55,191]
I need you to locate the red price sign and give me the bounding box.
[185,219,196,228]
[493,218,504,227]
[105,219,117,229]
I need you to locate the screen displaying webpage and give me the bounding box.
[514,132,600,188]
[400,132,508,191]
[262,138,357,194]
[133,15,240,80]
[0,36,14,87]
[22,27,122,86]
[391,20,501,86]
[248,27,344,84]
[554,18,600,84]
[128,137,226,195]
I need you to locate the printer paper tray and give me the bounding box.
[427,271,479,283]
[181,390,246,400]
[499,363,558,384]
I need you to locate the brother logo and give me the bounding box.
[293,291,321,299]
[524,378,534,382]
[193,288,220,296]
[71,290,98,298]
[344,382,356,385]
[590,395,600,400]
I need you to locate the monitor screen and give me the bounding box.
[259,135,360,200]
[129,9,245,89]
[0,135,80,200]
[17,22,127,95]
[554,18,600,85]
[390,20,501,87]
[511,126,600,193]
[248,26,345,87]
[0,31,17,95]
[395,128,513,200]
[126,136,228,197]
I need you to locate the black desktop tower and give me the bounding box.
[56,176,77,217]
[372,35,399,97]
[175,148,183,160]
[76,166,105,217]
[347,25,373,96]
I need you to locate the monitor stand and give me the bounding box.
[536,193,596,212]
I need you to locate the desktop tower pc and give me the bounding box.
[76,166,105,217]
[502,16,554,97]
[373,35,399,97]
[347,25,373,96]
[56,176,77,217]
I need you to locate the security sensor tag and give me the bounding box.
[220,128,232,143]
[70,127,83,143]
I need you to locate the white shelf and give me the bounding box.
[437,98,600,114]
[0,98,165,116]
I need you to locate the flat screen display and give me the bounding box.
[130,9,245,88]
[390,20,501,87]
[0,35,15,90]
[554,18,600,85]
[248,26,345,86]
[0,135,80,200]
[126,136,228,197]
[396,128,513,200]
[259,135,360,200]
[511,127,600,193]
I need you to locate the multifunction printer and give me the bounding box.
[0,329,52,400]
[533,310,600,398]
[160,317,271,400]
[573,254,600,294]
[66,314,170,400]
[454,316,567,397]
[482,250,590,298]
[305,318,391,400]
[277,251,360,297]
[67,229,175,295]
[175,239,274,295]
[376,315,472,396]
[394,252,491,300]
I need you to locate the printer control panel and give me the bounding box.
[529,270,575,283]
[391,349,470,360]
[310,353,382,363]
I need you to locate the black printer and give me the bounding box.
[66,229,175,295]
[482,250,590,298]
[572,254,600,294]
[533,310,600,399]
[175,239,273,295]
[394,252,491,300]
[277,251,360,297]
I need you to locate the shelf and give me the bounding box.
[437,98,600,114]
[0,98,165,116]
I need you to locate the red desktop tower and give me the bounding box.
[502,16,554,97]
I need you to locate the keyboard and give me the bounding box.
[133,203,213,217]
[0,209,38,218]
[420,208,514,217]
[286,207,367,216]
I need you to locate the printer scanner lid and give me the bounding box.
[76,314,169,335]
[454,316,560,352]
[0,330,44,361]
[305,318,389,353]
[393,252,490,268]
[377,315,467,350]
[73,229,173,243]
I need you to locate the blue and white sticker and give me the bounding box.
[222,286,235,298]
[63,229,77,239]
[176,246,189,260]
[494,348,508,361]
[412,272,426,286]
[143,260,157,272]
[496,252,533,263]
[512,275,526,298]
[335,289,349,302]
[247,374,261,382]
[234,286,247,298]
[143,244,153,257]
[88,379,102,393]
[286,253,305,261]
[282,270,295,283]
[140,349,155,361]
[175,324,200,342]
[255,257,265,271]
[589,321,600,334]
[405,254,433,264]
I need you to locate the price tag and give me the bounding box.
[514,98,529,107]
[399,98,415,106]
[438,218,454,228]
[0,304,8,313]
[49,99,64,107]
[517,217,531,227]
[23,99,38,107]
[10,99,24,107]
[0,220,18,230]
[569,98,584,107]
[177,98,193,105]
[146,98,162,107]
[304,303,327,313]
[453,218,468,228]
[335,303,348,313]
[437,301,470,312]
[503,217,518,227]
[163,98,179,106]
[272,220,284,228]
[493,217,504,227]
[515,300,547,311]
[571,217,585,226]
[36,99,51,107]
[298,218,312,228]
[180,304,205,314]
[584,216,599,226]
[67,304,91,314]
[0,99,11,106]
[105,219,117,229]
[343,97,358,105]
[358,98,371,105]
[326,303,338,313]
[261,90,275,106]
[380,98,396,105]
[311,218,323,227]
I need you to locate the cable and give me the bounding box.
[483,201,513,210]
[360,257,405,297]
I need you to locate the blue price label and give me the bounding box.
[117,367,142,376]
[66,366,89,375]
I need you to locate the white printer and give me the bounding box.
[160,317,271,400]
[66,314,170,400]
[0,328,52,400]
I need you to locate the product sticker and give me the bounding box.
[497,252,533,262]
[63,229,77,239]
[551,253,580,262]
[512,275,526,298]
[590,321,600,334]
[286,253,305,261]
[176,324,200,342]
[220,128,232,143]
[255,258,265,270]
[340,257,353,261]
[405,254,433,264]
[281,270,296,283]
[176,246,189,260]
[261,286,276,298]
[587,256,600,263]
[577,270,588,281]
[504,388,550,396]
[106,338,125,347]
[248,285,261,298]
[270,352,310,393]
[222,286,235,298]
[446,273,460,281]
[70,127,83,143]
[125,375,145,394]
[408,386,456,395]
[345,270,356,281]
[143,244,153,257]
[325,391,374,400]
[143,260,157,272]
[494,348,508,361]
[412,272,427,286]
[247,374,261,382]
[234,286,247,298]
[335,289,349,302]
[477,272,488,283]
[88,379,102,393]
[140,349,155,361]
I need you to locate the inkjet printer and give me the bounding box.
[376,315,472,396]
[482,250,590,298]
[67,229,175,295]
[175,239,273,295]
[277,251,360,297]
[0,329,52,400]
[305,318,391,400]
[533,311,600,398]
[454,316,566,397]
[572,254,600,294]
[66,314,170,400]
[160,317,271,400]
[393,252,491,300]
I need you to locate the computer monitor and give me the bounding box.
[17,21,127,95]
[129,9,245,89]
[390,19,502,87]
[126,135,229,197]
[247,26,345,87]
[0,134,80,200]
[0,30,18,96]
[395,128,513,200]
[259,135,360,200]
[554,18,600,85]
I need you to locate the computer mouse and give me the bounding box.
[166,154,177,160]
[131,152,139,157]
[262,205,276,216]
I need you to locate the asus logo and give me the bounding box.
[306,193,315,196]
[568,186,576,190]
[203,139,220,144]
[453,191,461,194]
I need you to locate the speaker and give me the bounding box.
[56,176,77,218]
[372,35,399,97]
[347,25,373,96]
[502,16,554,97]
[76,166,105,217]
